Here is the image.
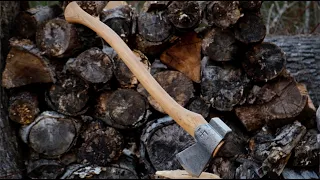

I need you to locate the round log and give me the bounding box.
[36,18,82,58]
[112,49,151,88]
[186,97,210,119]
[100,4,135,44]
[201,62,250,111]
[202,28,238,62]
[167,1,201,31]
[242,42,286,82]
[14,4,63,39]
[140,116,195,172]
[137,70,194,114]
[2,38,56,89]
[77,120,124,166]
[19,111,81,158]
[62,1,107,17]
[205,1,241,29]
[8,91,39,125]
[95,89,150,129]
[45,73,90,116]
[65,47,113,84]
[234,12,266,44]
[26,159,65,179]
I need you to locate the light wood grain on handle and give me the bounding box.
[64,2,208,137]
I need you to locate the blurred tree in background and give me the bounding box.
[27,1,320,35]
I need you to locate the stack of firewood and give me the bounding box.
[1,1,319,179]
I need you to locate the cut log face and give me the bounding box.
[8,91,39,125]
[243,42,286,82]
[205,1,241,29]
[137,70,194,114]
[160,31,202,82]
[15,4,63,39]
[201,63,250,111]
[186,97,210,119]
[36,18,82,58]
[292,129,319,167]
[65,47,113,84]
[235,77,308,132]
[140,116,195,171]
[234,12,266,44]
[201,28,238,62]
[100,5,135,43]
[167,1,201,31]
[45,73,90,116]
[26,159,65,179]
[112,49,151,88]
[77,120,124,166]
[2,38,56,89]
[19,111,81,158]
[95,89,150,129]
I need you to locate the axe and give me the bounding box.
[64,2,232,177]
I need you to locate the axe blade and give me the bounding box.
[176,118,232,177]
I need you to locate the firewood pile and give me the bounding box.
[2,1,319,179]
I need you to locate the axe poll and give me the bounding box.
[64,2,231,177]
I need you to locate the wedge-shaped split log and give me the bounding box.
[77,120,124,166]
[235,76,308,132]
[160,31,202,83]
[94,89,150,129]
[137,70,194,114]
[19,111,82,158]
[2,38,55,89]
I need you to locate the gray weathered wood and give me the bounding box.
[0,1,24,178]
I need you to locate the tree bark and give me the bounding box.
[0,1,24,178]
[264,35,320,107]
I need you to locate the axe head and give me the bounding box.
[176,117,231,177]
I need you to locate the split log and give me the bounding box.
[186,97,210,119]
[235,76,308,132]
[137,70,194,114]
[160,31,202,83]
[239,1,263,12]
[282,168,319,179]
[140,116,195,172]
[204,1,241,29]
[77,120,124,166]
[242,42,286,82]
[19,111,82,158]
[36,18,82,58]
[292,129,319,167]
[94,89,150,129]
[249,121,307,177]
[166,1,201,31]
[8,91,39,125]
[155,170,221,179]
[234,12,266,44]
[234,157,261,179]
[45,73,90,116]
[134,3,178,56]
[26,159,65,179]
[65,47,113,84]
[15,4,63,39]
[201,28,238,62]
[100,4,136,44]
[2,38,56,89]
[201,61,250,111]
[112,49,151,88]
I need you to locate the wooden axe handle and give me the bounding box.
[64,2,207,137]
